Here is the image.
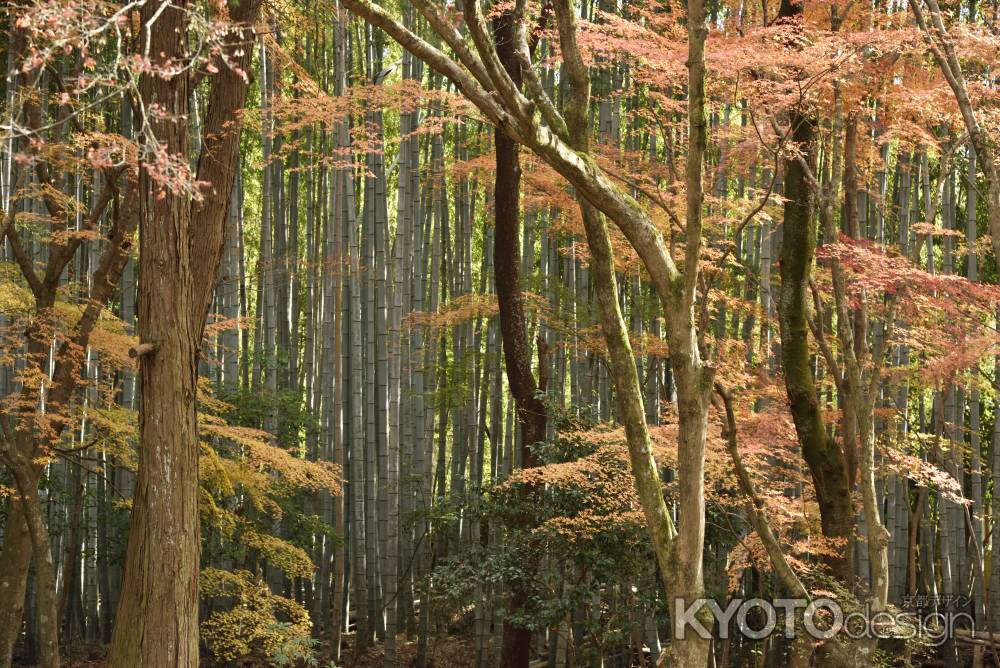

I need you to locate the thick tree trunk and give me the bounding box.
[492,11,546,667]
[108,275,201,667]
[493,104,546,456]
[25,491,59,668]
[107,5,200,663]
[21,489,59,668]
[492,133,539,666]
[778,112,854,584]
[0,499,32,668]
[107,0,260,664]
[5,462,59,668]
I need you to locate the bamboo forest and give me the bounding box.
[10,0,1000,666]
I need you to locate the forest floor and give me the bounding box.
[51,634,479,668]
[342,634,477,668]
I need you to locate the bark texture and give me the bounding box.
[778,114,853,583]
[775,1,854,583]
[107,3,200,663]
[106,1,261,664]
[0,501,31,667]
[492,9,546,667]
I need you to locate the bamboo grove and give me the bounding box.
[4,0,1000,666]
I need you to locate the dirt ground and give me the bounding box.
[50,634,479,668]
[345,635,478,668]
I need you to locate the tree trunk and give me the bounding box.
[838,116,889,613]
[0,499,32,668]
[662,5,713,664]
[107,6,200,663]
[778,110,854,584]
[107,0,260,663]
[4,460,59,668]
[493,10,546,665]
